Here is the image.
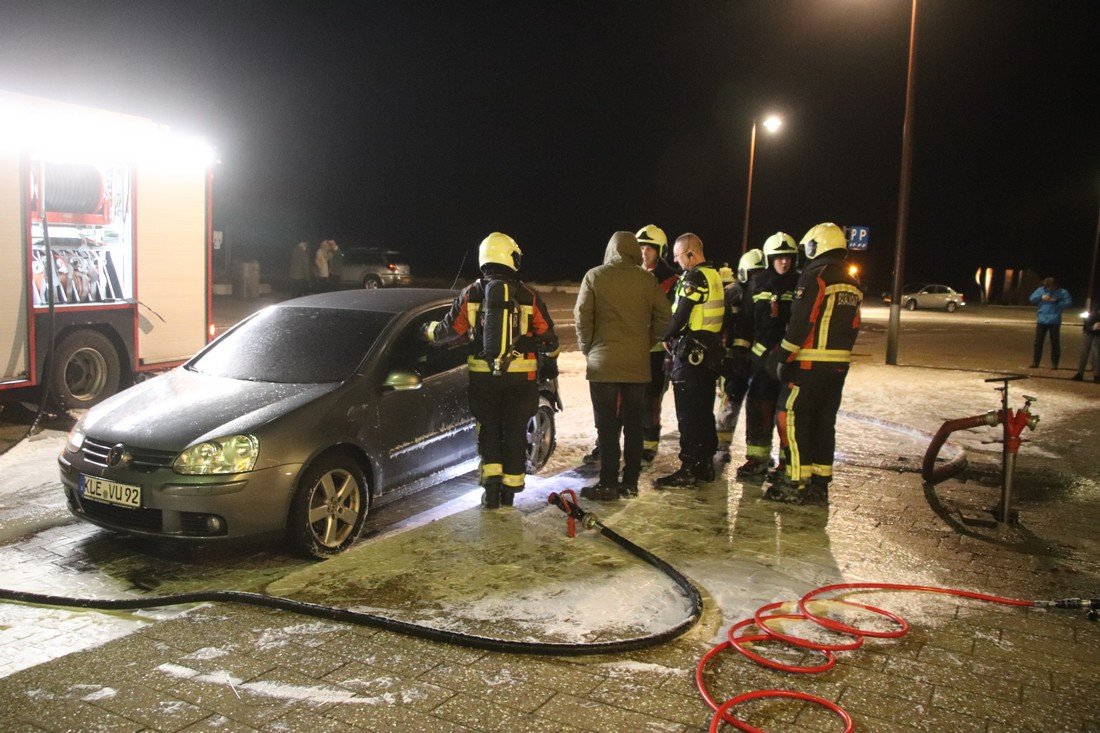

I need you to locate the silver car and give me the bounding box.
[337,248,412,289]
[59,289,557,558]
[885,283,966,312]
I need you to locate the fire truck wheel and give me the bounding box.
[50,330,121,410]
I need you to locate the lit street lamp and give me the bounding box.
[740,115,782,254]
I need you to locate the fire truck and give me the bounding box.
[0,90,214,409]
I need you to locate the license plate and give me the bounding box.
[79,474,142,509]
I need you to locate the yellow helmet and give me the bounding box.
[800,222,847,260]
[762,231,798,267]
[737,248,765,284]
[478,232,522,271]
[635,224,668,254]
[718,263,735,284]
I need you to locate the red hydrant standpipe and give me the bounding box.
[921,375,1039,524]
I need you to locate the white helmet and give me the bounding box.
[478,232,522,271]
[635,224,668,255]
[762,231,798,268]
[737,249,765,284]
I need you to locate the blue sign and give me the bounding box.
[845,225,870,251]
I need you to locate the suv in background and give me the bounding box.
[339,248,412,289]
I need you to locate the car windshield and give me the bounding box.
[188,306,395,383]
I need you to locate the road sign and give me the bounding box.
[845,225,870,251]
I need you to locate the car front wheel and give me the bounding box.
[288,452,369,559]
[946,301,958,312]
[363,275,382,289]
[905,299,917,311]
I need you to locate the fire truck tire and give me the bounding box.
[50,330,121,410]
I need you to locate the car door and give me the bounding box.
[372,306,476,490]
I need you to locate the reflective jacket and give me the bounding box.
[767,252,861,371]
[428,267,559,379]
[662,263,725,347]
[747,267,799,358]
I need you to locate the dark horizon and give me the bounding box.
[1,1,1097,300]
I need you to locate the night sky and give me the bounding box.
[1,1,1097,298]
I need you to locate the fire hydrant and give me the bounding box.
[921,375,1039,524]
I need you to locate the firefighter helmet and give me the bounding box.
[762,231,798,267]
[635,224,668,254]
[478,232,522,271]
[800,223,847,260]
[718,263,735,284]
[737,248,765,284]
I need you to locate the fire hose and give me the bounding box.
[696,583,1099,732]
[0,491,702,657]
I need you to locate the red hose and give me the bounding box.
[695,582,1036,732]
[921,413,996,483]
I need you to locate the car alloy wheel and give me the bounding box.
[526,403,556,472]
[363,275,382,289]
[289,453,369,558]
[946,301,958,312]
[905,299,917,311]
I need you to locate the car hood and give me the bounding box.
[80,368,342,450]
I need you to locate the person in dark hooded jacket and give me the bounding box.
[574,231,670,500]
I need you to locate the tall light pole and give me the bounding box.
[886,0,919,365]
[740,115,782,254]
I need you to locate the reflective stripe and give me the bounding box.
[751,343,766,356]
[498,283,511,359]
[746,444,770,460]
[468,356,539,373]
[784,385,801,482]
[818,284,862,350]
[795,348,851,363]
[643,440,659,450]
[824,284,863,297]
[481,462,502,478]
[752,291,774,302]
[780,339,800,353]
[811,464,833,478]
[780,293,794,301]
[675,266,725,333]
[732,338,751,349]
[502,473,525,488]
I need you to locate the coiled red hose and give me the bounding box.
[695,582,1036,732]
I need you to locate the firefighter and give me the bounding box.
[736,232,800,479]
[655,233,725,489]
[580,224,676,468]
[424,232,559,508]
[764,222,862,503]
[716,248,765,460]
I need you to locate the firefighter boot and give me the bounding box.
[481,477,502,509]
[805,476,830,505]
[736,458,769,479]
[581,442,601,466]
[694,460,716,483]
[763,475,808,504]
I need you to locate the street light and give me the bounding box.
[740,115,783,254]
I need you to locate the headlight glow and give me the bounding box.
[173,434,258,475]
[65,424,86,453]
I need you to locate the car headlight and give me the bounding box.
[65,421,86,453]
[173,434,259,475]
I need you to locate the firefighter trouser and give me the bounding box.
[643,350,670,447]
[671,365,719,469]
[743,362,781,462]
[468,375,539,490]
[776,365,848,485]
[590,382,646,486]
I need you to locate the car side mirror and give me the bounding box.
[382,370,422,391]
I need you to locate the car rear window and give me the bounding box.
[188,306,395,383]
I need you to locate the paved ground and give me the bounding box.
[0,291,1097,732]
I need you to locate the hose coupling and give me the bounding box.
[980,410,1000,426]
[1036,597,1088,609]
[1026,414,1040,430]
[581,513,602,530]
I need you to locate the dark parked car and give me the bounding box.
[338,248,412,289]
[883,283,966,312]
[59,289,558,558]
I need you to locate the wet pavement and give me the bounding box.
[0,293,1097,732]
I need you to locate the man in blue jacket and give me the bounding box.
[1029,277,1072,369]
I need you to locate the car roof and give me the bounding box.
[276,288,457,313]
